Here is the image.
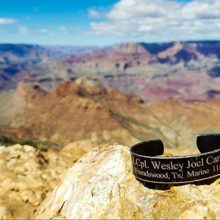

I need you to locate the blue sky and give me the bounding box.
[0,0,219,46]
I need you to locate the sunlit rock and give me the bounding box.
[36,144,220,219]
[0,144,77,219]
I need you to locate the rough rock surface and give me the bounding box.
[0,144,81,219]
[36,144,220,219]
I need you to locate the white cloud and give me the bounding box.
[89,9,102,18]
[17,25,70,36]
[17,26,52,35]
[38,28,50,33]
[182,0,220,19]
[88,7,107,19]
[90,0,220,41]
[0,18,17,25]
[18,26,29,34]
[59,26,68,35]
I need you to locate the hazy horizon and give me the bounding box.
[1,39,220,47]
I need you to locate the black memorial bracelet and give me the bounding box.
[130,134,220,190]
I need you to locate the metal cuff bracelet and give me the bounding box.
[130,134,220,190]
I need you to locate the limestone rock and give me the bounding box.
[36,144,220,219]
[0,144,77,219]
